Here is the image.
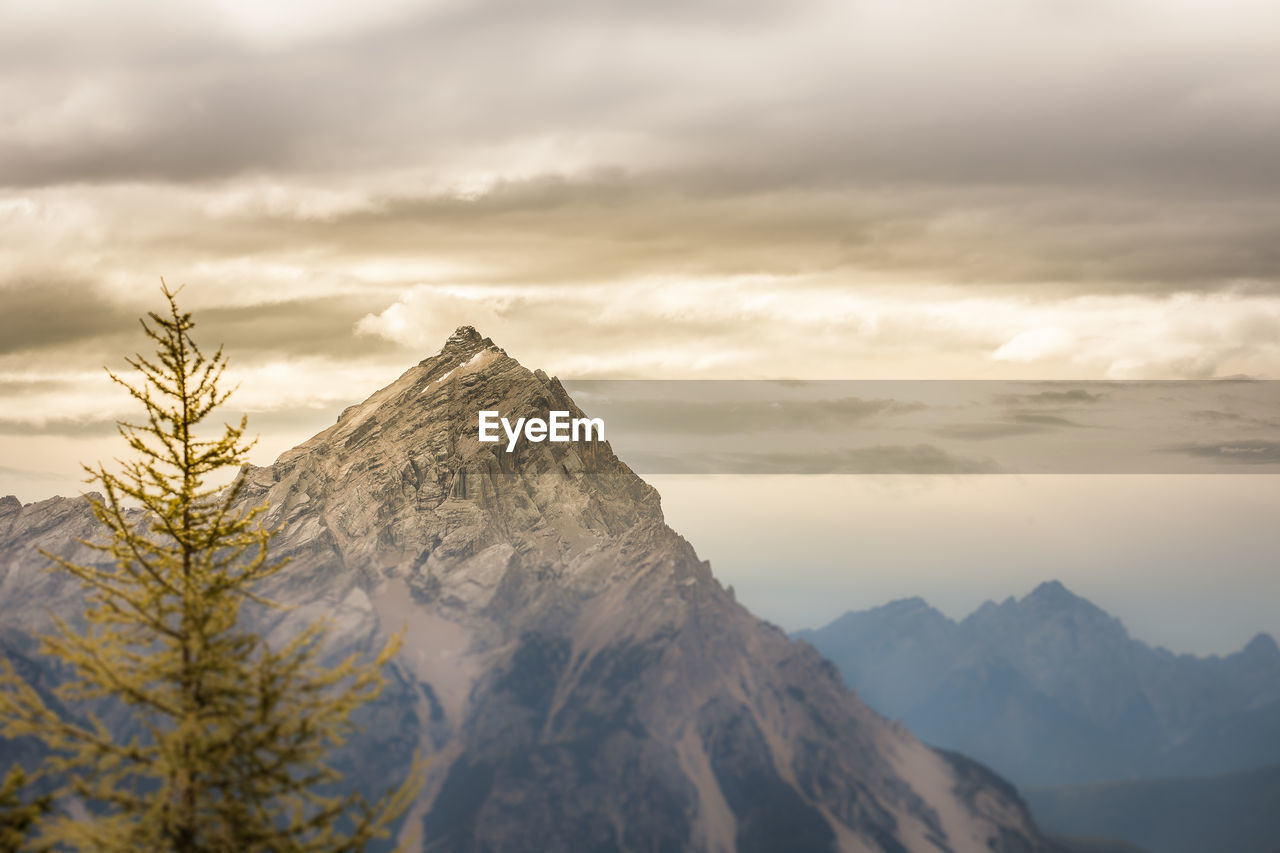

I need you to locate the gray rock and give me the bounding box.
[1,327,1059,853]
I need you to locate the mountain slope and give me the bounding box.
[0,327,1060,853]
[1025,763,1280,853]
[796,583,1280,787]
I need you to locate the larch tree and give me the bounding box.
[0,766,51,852]
[0,285,421,851]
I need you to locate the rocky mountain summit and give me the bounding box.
[798,582,1280,787]
[1,327,1060,852]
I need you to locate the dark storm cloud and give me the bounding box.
[623,445,1003,475]
[0,417,118,438]
[2,89,324,188]
[1007,412,1088,428]
[0,377,76,397]
[934,422,1049,441]
[216,174,1280,292]
[1163,440,1280,465]
[1187,409,1280,429]
[0,404,348,439]
[3,1,1280,294]
[995,389,1105,405]
[0,278,395,364]
[570,381,1280,472]
[579,396,922,436]
[6,0,1278,196]
[0,279,135,355]
[931,412,1087,441]
[1190,409,1246,423]
[0,0,806,187]
[198,296,403,360]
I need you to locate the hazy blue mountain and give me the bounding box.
[1026,762,1280,853]
[1049,838,1150,853]
[0,328,1062,853]
[796,582,1280,787]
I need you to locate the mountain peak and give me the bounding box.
[1025,579,1080,607]
[1243,632,1280,664]
[1015,581,1123,631]
[261,326,668,595]
[961,580,1123,642]
[1030,578,1069,595]
[878,596,945,620]
[0,331,1066,853]
[435,325,498,365]
[446,324,484,346]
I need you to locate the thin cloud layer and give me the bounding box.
[4,0,1280,496]
[1164,440,1280,465]
[3,0,1280,299]
[5,0,1279,193]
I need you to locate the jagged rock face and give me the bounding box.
[0,493,108,627]
[0,327,1059,853]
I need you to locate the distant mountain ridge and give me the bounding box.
[796,581,1280,787]
[1,327,1061,852]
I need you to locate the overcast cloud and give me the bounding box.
[2,0,1279,649]
[5,0,1280,470]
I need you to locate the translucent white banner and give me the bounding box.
[560,380,1280,474]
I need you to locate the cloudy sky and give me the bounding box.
[3,0,1278,651]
